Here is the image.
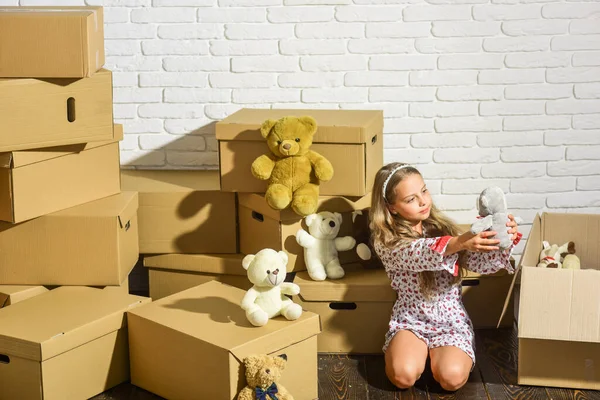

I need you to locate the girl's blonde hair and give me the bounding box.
[369,162,465,299]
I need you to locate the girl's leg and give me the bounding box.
[384,330,428,389]
[429,346,473,392]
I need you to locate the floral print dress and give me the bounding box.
[374,231,522,364]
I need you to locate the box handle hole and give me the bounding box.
[462,279,480,287]
[0,354,9,364]
[329,302,357,310]
[124,220,130,231]
[67,97,76,123]
[371,135,377,145]
[252,211,264,222]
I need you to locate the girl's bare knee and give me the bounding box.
[386,361,423,389]
[434,365,469,392]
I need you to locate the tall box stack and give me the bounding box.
[0,7,143,398]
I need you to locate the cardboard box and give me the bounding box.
[216,108,383,197]
[0,124,122,223]
[501,213,600,390]
[0,286,150,400]
[0,6,104,78]
[0,68,114,152]
[462,269,514,328]
[293,266,395,354]
[0,192,139,286]
[127,280,321,400]
[0,285,49,308]
[238,192,371,272]
[143,254,251,300]
[121,169,237,254]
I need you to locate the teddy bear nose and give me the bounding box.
[273,269,279,275]
[282,143,291,150]
[265,369,270,374]
[329,221,336,227]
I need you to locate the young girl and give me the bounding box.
[370,162,521,392]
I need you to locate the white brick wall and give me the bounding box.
[15,0,598,255]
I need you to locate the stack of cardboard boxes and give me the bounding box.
[0,7,149,400]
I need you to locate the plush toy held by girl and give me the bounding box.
[370,163,521,392]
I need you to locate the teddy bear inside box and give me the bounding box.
[215,108,383,197]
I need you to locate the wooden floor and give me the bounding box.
[95,323,600,400]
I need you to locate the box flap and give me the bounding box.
[295,265,397,302]
[0,286,150,361]
[0,6,99,16]
[121,169,221,192]
[238,192,372,222]
[0,285,48,307]
[0,123,121,169]
[143,254,247,276]
[216,108,383,144]
[127,281,321,360]
[497,213,542,328]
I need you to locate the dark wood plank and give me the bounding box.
[363,354,429,400]
[476,326,550,400]
[318,354,370,400]
[545,388,600,400]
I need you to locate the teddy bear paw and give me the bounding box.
[283,303,302,321]
[291,196,318,217]
[247,309,269,327]
[266,184,292,210]
[326,263,345,280]
[307,268,327,281]
[356,243,372,261]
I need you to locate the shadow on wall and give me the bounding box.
[120,119,221,170]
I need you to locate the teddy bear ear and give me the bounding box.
[305,213,318,227]
[278,251,288,266]
[242,254,255,270]
[298,116,317,136]
[260,119,277,139]
[273,354,287,369]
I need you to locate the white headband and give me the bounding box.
[382,164,415,199]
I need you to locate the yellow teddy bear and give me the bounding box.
[251,116,334,217]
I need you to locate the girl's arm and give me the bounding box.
[375,236,460,276]
[465,232,522,275]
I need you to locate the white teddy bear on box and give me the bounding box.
[241,248,303,327]
[295,211,356,281]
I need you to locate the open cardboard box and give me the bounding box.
[238,192,371,272]
[143,254,251,300]
[121,169,237,254]
[216,108,383,197]
[500,212,600,390]
[0,286,150,400]
[0,6,104,78]
[127,280,321,400]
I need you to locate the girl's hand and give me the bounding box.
[507,214,520,242]
[459,231,500,253]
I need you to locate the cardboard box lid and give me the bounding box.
[216,108,383,144]
[510,212,600,342]
[0,286,150,362]
[121,169,220,192]
[127,280,321,361]
[143,254,247,276]
[50,191,138,229]
[295,265,397,302]
[0,6,100,17]
[238,192,372,222]
[0,124,122,169]
[0,286,49,307]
